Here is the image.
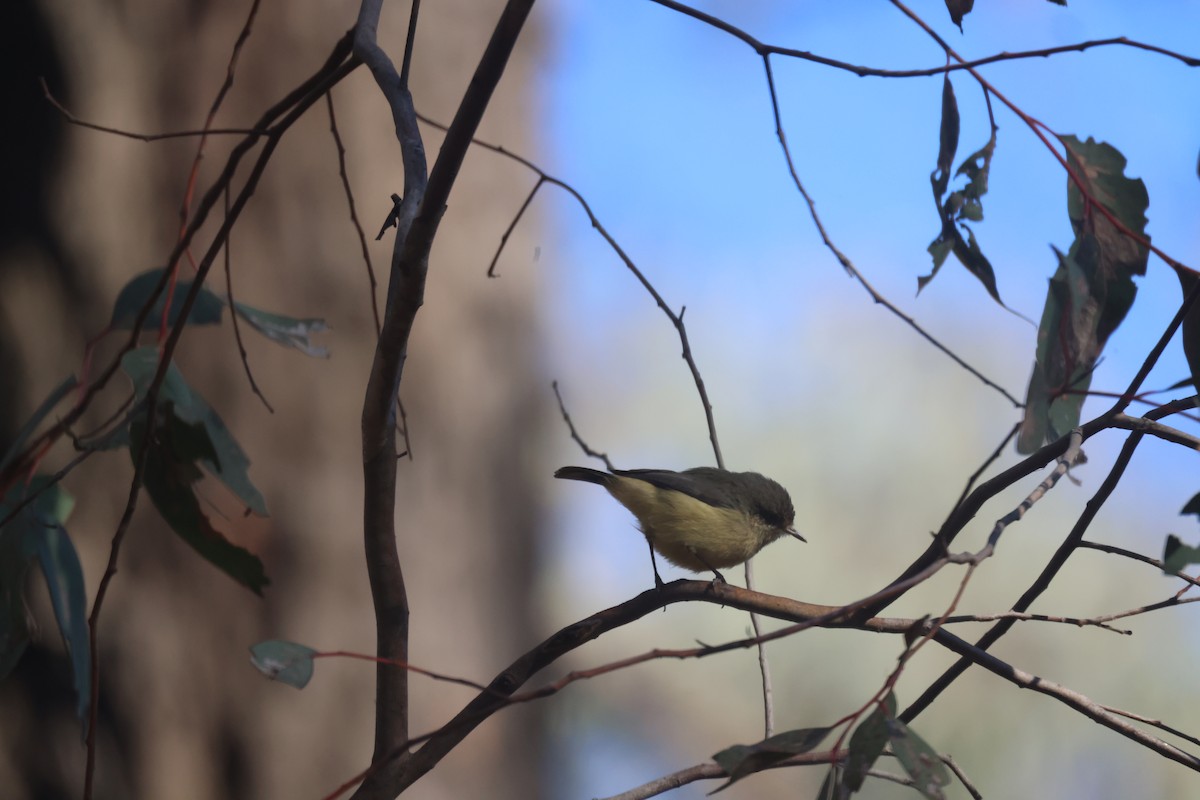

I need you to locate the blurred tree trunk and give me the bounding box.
[0,1,548,798]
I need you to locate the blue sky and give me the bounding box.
[532,3,1200,797]
[538,0,1199,561]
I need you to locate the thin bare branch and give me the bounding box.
[944,610,1129,634]
[83,20,355,800]
[221,184,274,413]
[646,0,1200,75]
[486,176,543,277]
[551,381,616,471]
[1102,705,1200,750]
[414,112,726,468]
[941,753,983,800]
[326,91,382,337]
[742,559,775,736]
[597,763,723,800]
[761,52,1022,406]
[986,428,1083,548]
[1111,409,1200,450]
[902,423,1146,723]
[0,31,359,495]
[888,0,1195,282]
[40,78,260,141]
[930,626,1200,771]
[950,422,1020,515]
[1079,541,1200,590]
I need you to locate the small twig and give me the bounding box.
[374,194,403,241]
[326,91,382,337]
[743,558,774,737]
[313,650,494,695]
[930,626,1200,772]
[941,753,984,800]
[902,423,1146,724]
[486,177,543,277]
[1102,705,1200,750]
[888,0,1195,279]
[1110,411,1200,451]
[0,445,95,533]
[1067,388,1200,424]
[39,78,260,141]
[414,113,725,466]
[760,54,1022,406]
[83,389,160,799]
[645,1,1200,75]
[83,5,277,795]
[949,422,1020,520]
[986,428,1083,549]
[596,763,722,800]
[942,610,1130,635]
[166,0,265,339]
[0,32,357,501]
[327,91,415,460]
[595,756,927,800]
[831,548,985,763]
[222,184,274,413]
[1078,541,1200,590]
[550,381,615,471]
[398,0,421,90]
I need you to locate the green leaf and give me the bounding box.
[920,239,952,292]
[122,348,267,516]
[886,718,950,800]
[843,693,896,792]
[249,640,317,689]
[711,726,832,792]
[0,375,77,471]
[0,503,36,681]
[957,196,983,222]
[818,766,847,800]
[925,92,1002,304]
[1175,266,1200,391]
[1017,137,1149,453]
[0,476,83,731]
[956,137,996,202]
[233,302,329,358]
[1017,250,1092,451]
[1063,136,1150,282]
[110,270,329,359]
[957,226,1002,302]
[1183,494,1200,519]
[130,410,269,595]
[1163,534,1200,575]
[36,521,90,731]
[944,0,974,30]
[933,75,959,198]
[120,349,268,593]
[110,268,226,330]
[0,476,75,542]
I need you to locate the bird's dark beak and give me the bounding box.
[787,526,806,543]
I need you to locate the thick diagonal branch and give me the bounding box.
[352,0,535,796]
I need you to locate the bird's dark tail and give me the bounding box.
[553,466,612,485]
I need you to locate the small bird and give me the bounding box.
[554,465,804,586]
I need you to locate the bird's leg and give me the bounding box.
[687,547,726,584]
[647,540,666,589]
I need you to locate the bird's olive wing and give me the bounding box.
[612,467,740,510]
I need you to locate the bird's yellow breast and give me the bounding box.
[605,476,766,571]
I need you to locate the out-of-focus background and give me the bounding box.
[2,1,1199,798]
